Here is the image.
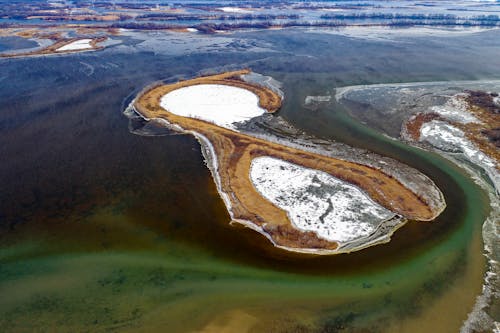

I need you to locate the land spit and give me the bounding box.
[132,69,445,254]
[0,36,107,58]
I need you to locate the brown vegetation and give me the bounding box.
[403,91,499,170]
[135,70,441,251]
[27,14,130,22]
[0,36,107,58]
[465,90,500,115]
[403,112,442,141]
[456,92,500,169]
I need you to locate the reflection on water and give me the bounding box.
[1,28,499,332]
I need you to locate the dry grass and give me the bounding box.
[27,14,122,21]
[139,69,281,113]
[456,95,500,170]
[402,92,499,172]
[135,70,440,250]
[403,112,442,141]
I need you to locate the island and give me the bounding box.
[131,69,446,254]
[0,35,107,58]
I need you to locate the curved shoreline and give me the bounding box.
[335,81,499,330]
[131,70,446,254]
[128,103,409,255]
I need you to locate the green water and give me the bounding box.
[1,29,498,332]
[0,105,489,332]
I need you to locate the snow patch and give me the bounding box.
[420,120,499,192]
[56,39,93,51]
[430,94,479,124]
[160,84,266,130]
[250,156,395,243]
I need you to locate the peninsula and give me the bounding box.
[132,70,445,254]
[0,36,107,58]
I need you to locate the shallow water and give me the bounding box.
[1,28,499,332]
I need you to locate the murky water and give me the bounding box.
[1,28,499,332]
[0,36,38,53]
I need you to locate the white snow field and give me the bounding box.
[56,39,93,52]
[160,84,266,130]
[250,156,395,243]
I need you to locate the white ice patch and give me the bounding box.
[56,39,93,51]
[430,94,479,124]
[250,156,395,243]
[160,84,266,130]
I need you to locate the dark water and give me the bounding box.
[0,36,38,53]
[0,28,498,332]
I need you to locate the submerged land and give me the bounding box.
[132,69,445,254]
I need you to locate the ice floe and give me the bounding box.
[250,156,395,243]
[160,84,266,130]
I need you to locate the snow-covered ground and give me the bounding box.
[420,120,499,192]
[56,39,93,51]
[160,84,266,130]
[250,156,395,243]
[430,94,479,124]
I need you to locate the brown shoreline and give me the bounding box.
[0,36,107,58]
[403,92,499,171]
[134,70,443,252]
